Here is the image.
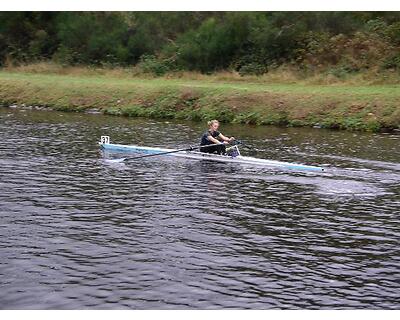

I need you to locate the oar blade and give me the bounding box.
[105,158,127,163]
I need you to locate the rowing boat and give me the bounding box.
[99,136,325,172]
[100,137,325,172]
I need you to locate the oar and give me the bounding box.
[110,143,231,163]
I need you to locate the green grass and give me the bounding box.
[3,71,400,96]
[0,71,399,132]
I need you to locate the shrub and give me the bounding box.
[103,107,122,116]
[238,62,267,76]
[176,108,204,121]
[202,107,235,123]
[137,54,174,76]
[327,65,357,79]
[121,105,145,117]
[382,53,400,70]
[233,112,260,124]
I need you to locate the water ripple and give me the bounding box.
[0,108,399,309]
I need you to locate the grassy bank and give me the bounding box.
[0,70,399,132]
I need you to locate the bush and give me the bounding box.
[202,107,235,123]
[2,12,400,73]
[176,108,204,121]
[238,62,267,76]
[382,53,400,70]
[387,22,400,45]
[233,112,260,124]
[327,65,357,79]
[103,107,122,116]
[137,54,174,76]
[52,45,79,65]
[298,30,395,72]
[173,13,258,72]
[121,105,145,117]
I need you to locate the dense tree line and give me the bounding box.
[0,12,399,74]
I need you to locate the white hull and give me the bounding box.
[99,141,325,172]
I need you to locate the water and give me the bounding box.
[0,107,399,309]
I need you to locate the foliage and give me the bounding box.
[383,54,400,70]
[1,12,400,74]
[137,54,177,76]
[1,71,399,132]
[237,62,267,76]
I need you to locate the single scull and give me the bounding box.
[99,136,325,172]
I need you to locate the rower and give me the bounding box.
[200,119,235,155]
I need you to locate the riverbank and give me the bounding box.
[0,70,399,132]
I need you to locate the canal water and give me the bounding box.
[0,107,399,309]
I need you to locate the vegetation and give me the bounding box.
[0,12,399,131]
[1,71,399,132]
[1,12,400,77]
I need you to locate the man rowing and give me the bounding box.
[200,119,235,155]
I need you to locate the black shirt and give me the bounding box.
[200,130,221,145]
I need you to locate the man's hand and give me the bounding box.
[229,137,235,142]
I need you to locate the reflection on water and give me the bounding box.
[0,108,399,309]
